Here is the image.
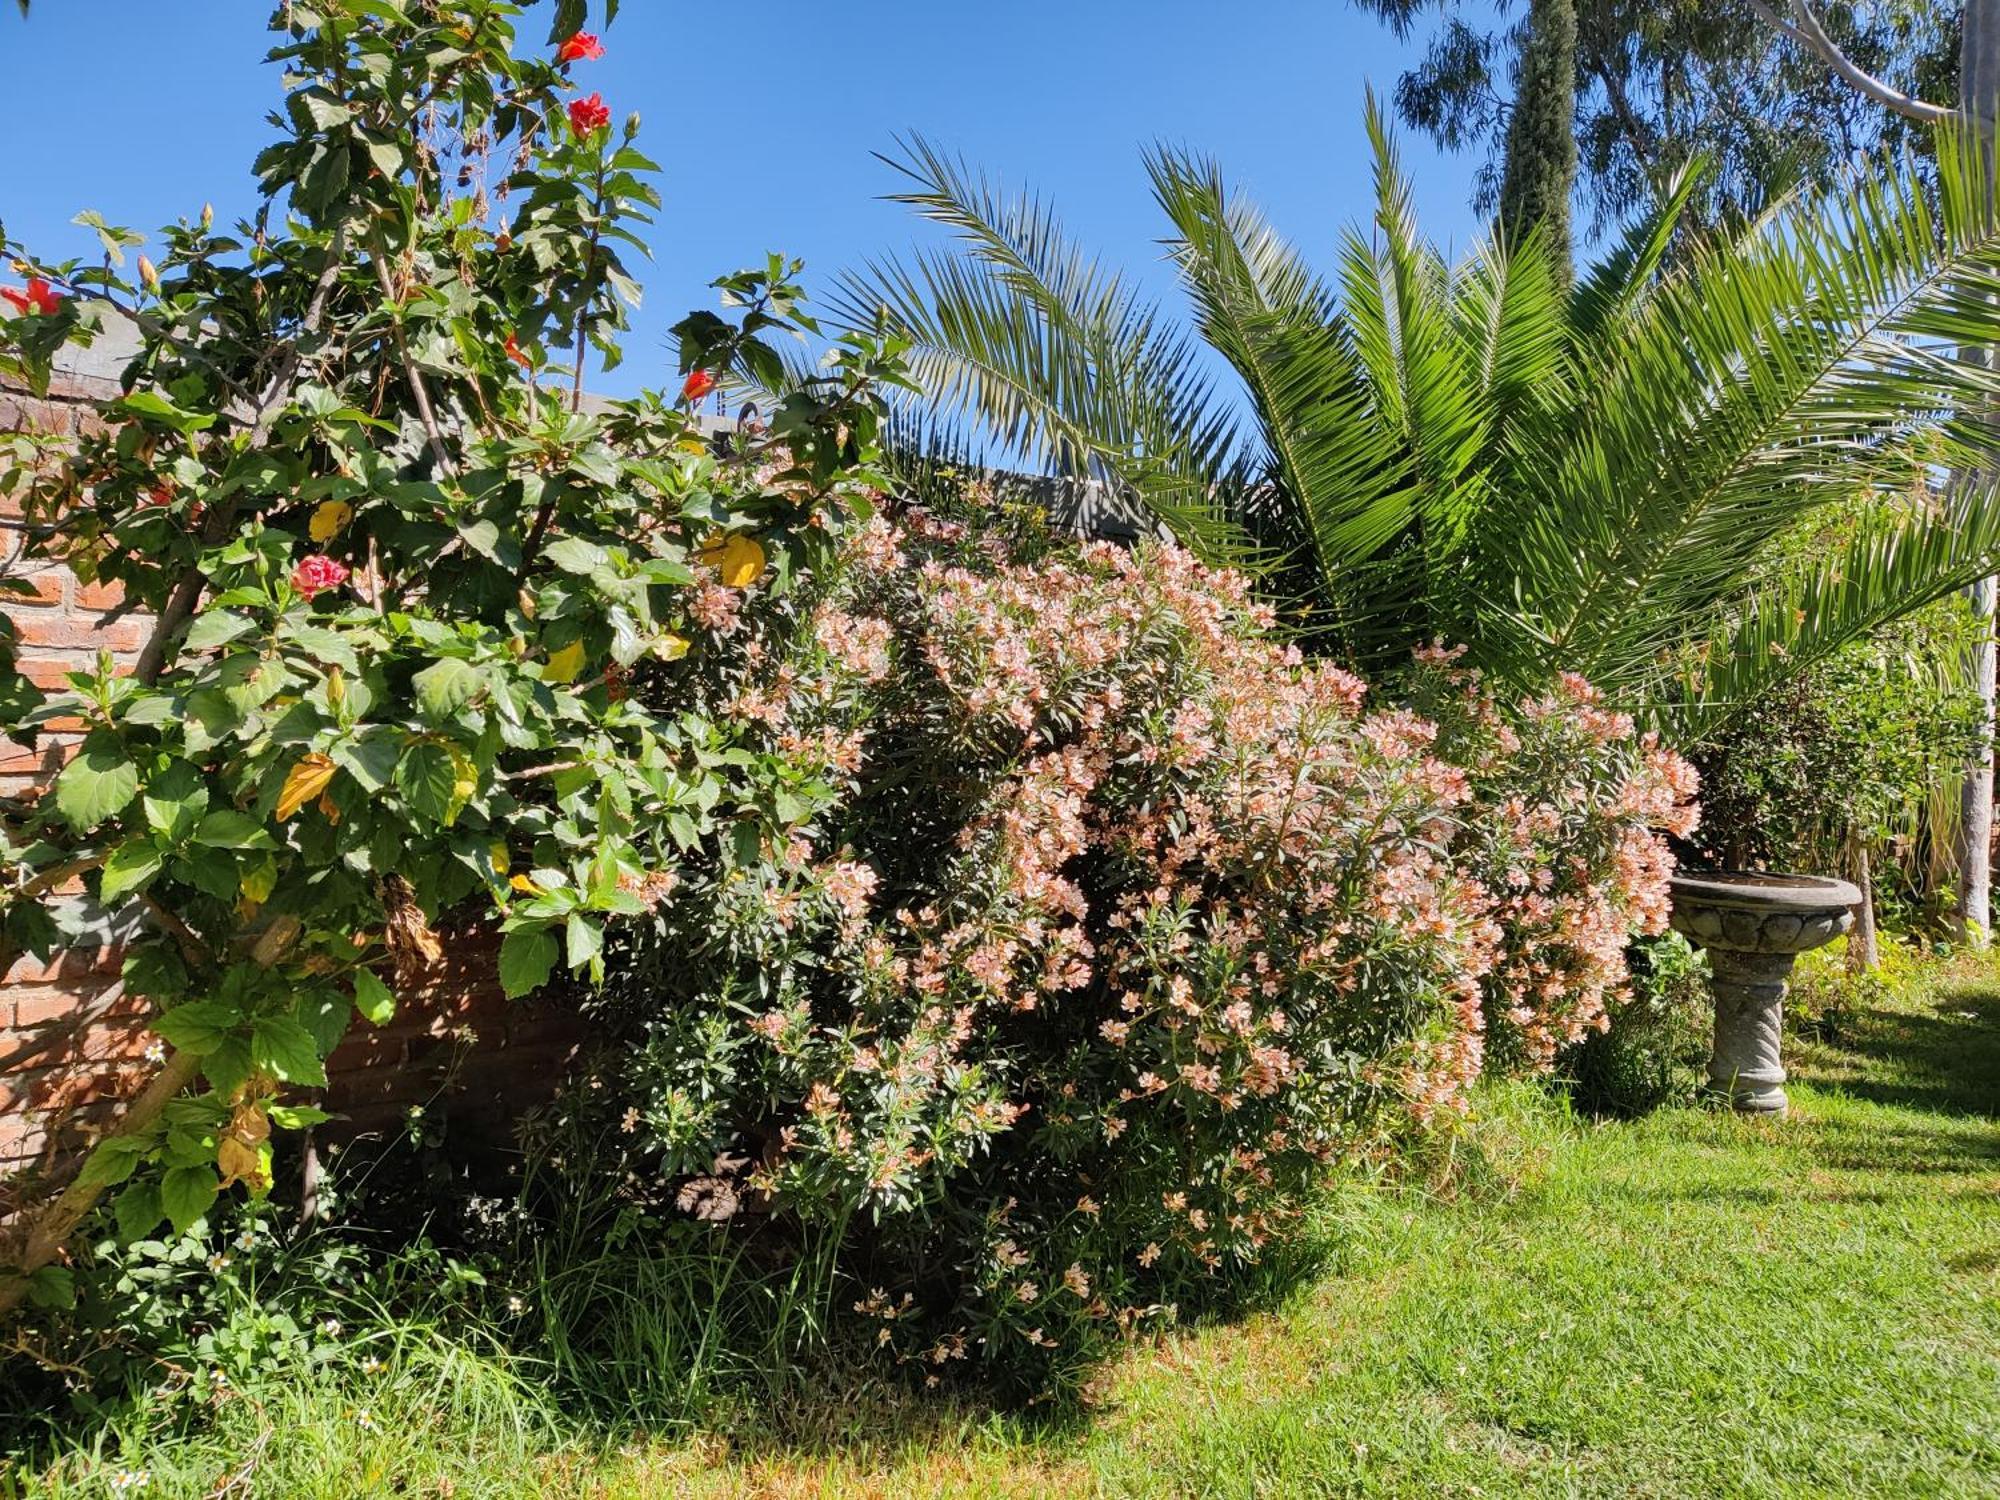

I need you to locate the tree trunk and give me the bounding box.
[1497,0,1579,285]
[1959,0,2000,948]
[1847,828,1881,973]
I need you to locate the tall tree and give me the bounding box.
[1497,0,1579,279]
[1748,0,1998,945]
[1352,1,1960,230]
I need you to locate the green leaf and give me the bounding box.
[161,1164,220,1235]
[141,760,209,841]
[414,657,485,718]
[352,968,396,1026]
[202,1035,253,1097]
[113,1180,164,1243]
[99,840,166,905]
[334,729,403,793]
[151,1000,241,1057]
[54,731,139,832]
[75,1134,149,1190]
[25,1265,75,1311]
[498,926,557,998]
[565,911,602,969]
[544,537,609,574]
[395,741,460,823]
[184,611,256,653]
[115,389,215,434]
[193,809,275,850]
[251,1015,326,1086]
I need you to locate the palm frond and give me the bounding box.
[1491,127,2000,693]
[830,137,1263,568]
[1661,476,2000,743]
[1566,157,1700,345]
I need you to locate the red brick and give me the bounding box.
[28,1063,147,1111]
[0,1114,43,1162]
[74,578,134,612]
[76,1022,151,1062]
[3,945,119,986]
[0,392,72,437]
[0,736,71,776]
[13,613,147,652]
[7,570,67,607]
[16,657,89,690]
[10,986,84,1029]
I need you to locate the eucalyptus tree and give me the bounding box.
[1749,0,2000,940]
[836,110,2000,748]
[1352,0,1957,231]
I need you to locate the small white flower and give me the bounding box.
[320,1318,343,1338]
[405,1105,425,1121]
[360,1355,384,1375]
[142,1040,167,1065]
[506,1294,527,1316]
[108,1469,150,1494]
[205,1253,232,1273]
[235,1229,257,1252]
[208,1368,229,1389]
[355,1408,377,1431]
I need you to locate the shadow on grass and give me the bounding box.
[1799,983,2000,1119]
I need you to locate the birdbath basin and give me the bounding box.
[1667,871,1860,1115]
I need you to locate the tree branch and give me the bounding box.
[369,251,459,480]
[1747,0,1954,125]
[132,223,352,685]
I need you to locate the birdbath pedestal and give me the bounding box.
[1667,872,1860,1115]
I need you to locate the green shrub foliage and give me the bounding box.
[0,0,901,1313]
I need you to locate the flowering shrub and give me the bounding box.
[0,1,900,1315]
[1408,652,1701,1073]
[587,520,1697,1396]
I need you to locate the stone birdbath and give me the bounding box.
[1667,871,1861,1115]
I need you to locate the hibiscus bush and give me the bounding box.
[580,516,1697,1397]
[0,0,899,1315]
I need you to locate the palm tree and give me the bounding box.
[835,106,2000,741]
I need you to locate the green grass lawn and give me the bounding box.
[20,955,2000,1498]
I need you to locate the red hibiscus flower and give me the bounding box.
[292,554,351,600]
[0,278,62,317]
[557,31,604,62]
[681,368,716,402]
[504,332,533,369]
[567,92,611,135]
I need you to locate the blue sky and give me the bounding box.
[0,2,1489,397]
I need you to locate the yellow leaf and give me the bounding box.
[696,532,766,589]
[277,753,338,820]
[543,639,586,684]
[510,873,545,896]
[489,841,511,878]
[654,632,690,662]
[241,855,277,904]
[309,499,355,542]
[447,744,478,824]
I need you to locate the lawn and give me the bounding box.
[21,954,2000,1498]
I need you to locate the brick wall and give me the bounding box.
[1,332,580,1183]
